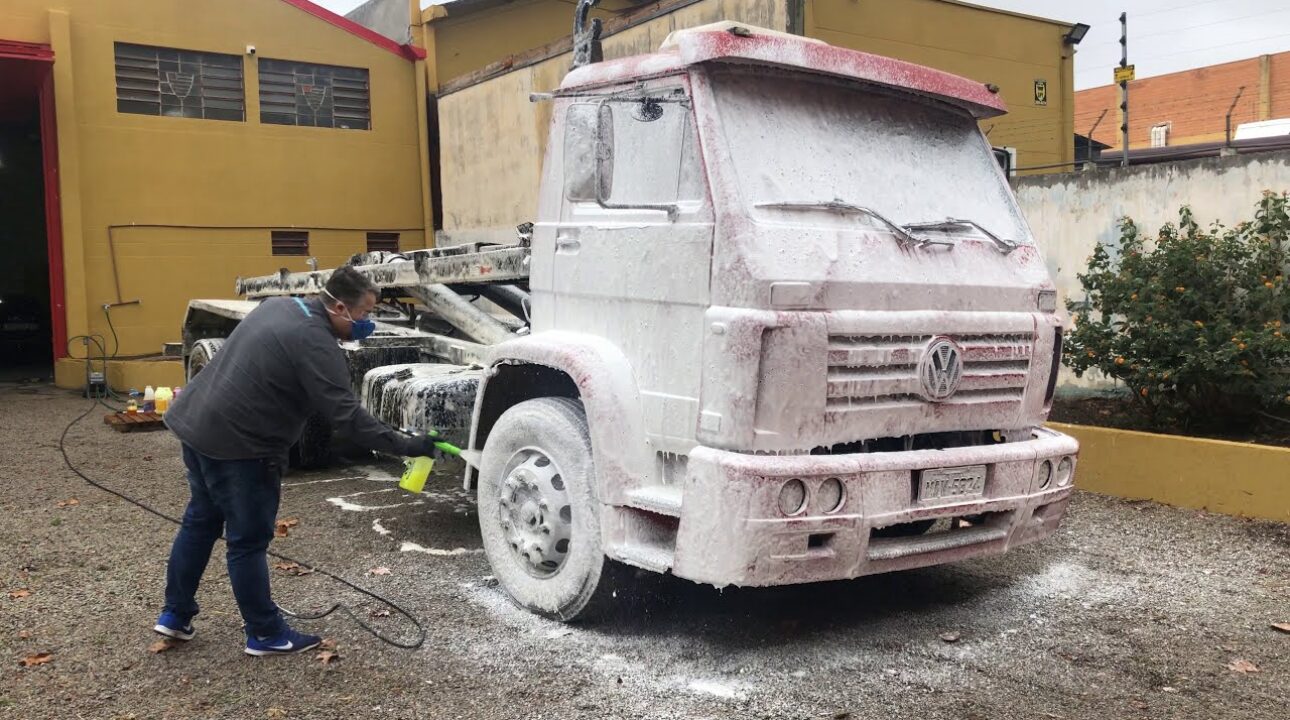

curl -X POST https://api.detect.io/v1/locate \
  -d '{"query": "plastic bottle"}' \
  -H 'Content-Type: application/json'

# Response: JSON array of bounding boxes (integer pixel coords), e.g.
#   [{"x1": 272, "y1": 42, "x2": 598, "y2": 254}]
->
[
  {"x1": 399, "y1": 456, "x2": 434, "y2": 494},
  {"x1": 143, "y1": 385, "x2": 155, "y2": 413},
  {"x1": 126, "y1": 399, "x2": 138, "y2": 414},
  {"x1": 155, "y1": 387, "x2": 173, "y2": 415}
]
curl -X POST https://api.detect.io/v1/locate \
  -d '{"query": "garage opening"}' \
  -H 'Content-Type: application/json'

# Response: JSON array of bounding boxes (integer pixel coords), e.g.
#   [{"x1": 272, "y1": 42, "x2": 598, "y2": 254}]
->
[{"x1": 0, "y1": 47, "x2": 59, "y2": 382}]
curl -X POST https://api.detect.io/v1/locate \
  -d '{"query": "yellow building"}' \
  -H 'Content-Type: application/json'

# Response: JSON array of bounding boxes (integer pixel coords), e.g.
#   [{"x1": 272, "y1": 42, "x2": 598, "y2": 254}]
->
[{"x1": 0, "y1": 0, "x2": 432, "y2": 388}]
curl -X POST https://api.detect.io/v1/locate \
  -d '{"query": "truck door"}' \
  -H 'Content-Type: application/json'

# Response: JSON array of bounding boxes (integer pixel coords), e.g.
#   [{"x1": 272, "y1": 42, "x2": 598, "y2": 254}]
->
[{"x1": 553, "y1": 81, "x2": 714, "y2": 451}]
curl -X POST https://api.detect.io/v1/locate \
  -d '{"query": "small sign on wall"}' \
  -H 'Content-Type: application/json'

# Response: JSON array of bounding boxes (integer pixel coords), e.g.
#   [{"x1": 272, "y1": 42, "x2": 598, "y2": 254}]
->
[{"x1": 1033, "y1": 79, "x2": 1048, "y2": 106}]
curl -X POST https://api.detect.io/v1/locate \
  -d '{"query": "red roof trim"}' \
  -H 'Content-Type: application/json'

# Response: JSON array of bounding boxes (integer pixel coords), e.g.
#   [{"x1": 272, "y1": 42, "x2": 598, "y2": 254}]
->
[
  {"x1": 0, "y1": 40, "x2": 55, "y2": 62},
  {"x1": 277, "y1": 0, "x2": 427, "y2": 61},
  {"x1": 563, "y1": 27, "x2": 1006, "y2": 119}
]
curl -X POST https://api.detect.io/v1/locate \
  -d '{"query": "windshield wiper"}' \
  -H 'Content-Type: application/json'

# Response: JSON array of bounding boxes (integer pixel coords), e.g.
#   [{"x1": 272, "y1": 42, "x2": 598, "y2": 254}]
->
[
  {"x1": 755, "y1": 199, "x2": 949, "y2": 249},
  {"x1": 900, "y1": 218, "x2": 1020, "y2": 254}
]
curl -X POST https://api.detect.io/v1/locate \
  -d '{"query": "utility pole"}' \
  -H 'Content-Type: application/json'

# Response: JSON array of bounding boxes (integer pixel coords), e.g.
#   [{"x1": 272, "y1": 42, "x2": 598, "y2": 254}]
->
[{"x1": 1119, "y1": 12, "x2": 1129, "y2": 167}]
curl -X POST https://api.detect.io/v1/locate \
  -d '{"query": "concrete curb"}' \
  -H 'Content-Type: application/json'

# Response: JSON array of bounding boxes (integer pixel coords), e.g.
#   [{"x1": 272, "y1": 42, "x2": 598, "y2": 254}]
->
[{"x1": 1050, "y1": 422, "x2": 1290, "y2": 522}]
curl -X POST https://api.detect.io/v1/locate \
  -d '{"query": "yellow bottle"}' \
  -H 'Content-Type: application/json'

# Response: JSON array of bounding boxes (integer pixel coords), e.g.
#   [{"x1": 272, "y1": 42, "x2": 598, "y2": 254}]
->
[
  {"x1": 399, "y1": 456, "x2": 434, "y2": 494},
  {"x1": 155, "y1": 386, "x2": 173, "y2": 414}
]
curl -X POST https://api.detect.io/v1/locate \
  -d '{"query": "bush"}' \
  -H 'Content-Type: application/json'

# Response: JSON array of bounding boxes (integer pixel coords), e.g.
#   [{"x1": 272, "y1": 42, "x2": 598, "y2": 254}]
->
[{"x1": 1063, "y1": 192, "x2": 1290, "y2": 427}]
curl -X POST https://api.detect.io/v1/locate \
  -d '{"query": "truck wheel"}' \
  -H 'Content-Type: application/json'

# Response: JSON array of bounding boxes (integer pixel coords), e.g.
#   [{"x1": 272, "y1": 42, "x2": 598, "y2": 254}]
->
[
  {"x1": 289, "y1": 414, "x2": 333, "y2": 469},
  {"x1": 186, "y1": 338, "x2": 225, "y2": 381},
  {"x1": 478, "y1": 397, "x2": 619, "y2": 621}
]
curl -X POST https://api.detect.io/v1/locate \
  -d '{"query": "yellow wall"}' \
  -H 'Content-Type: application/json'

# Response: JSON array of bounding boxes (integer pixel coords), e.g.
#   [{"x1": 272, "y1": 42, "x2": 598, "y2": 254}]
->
[
  {"x1": 804, "y1": 0, "x2": 1075, "y2": 173},
  {"x1": 425, "y1": 0, "x2": 632, "y2": 89},
  {"x1": 435, "y1": 0, "x2": 786, "y2": 243},
  {"x1": 1051, "y1": 423, "x2": 1290, "y2": 522},
  {"x1": 1, "y1": 0, "x2": 428, "y2": 357}
]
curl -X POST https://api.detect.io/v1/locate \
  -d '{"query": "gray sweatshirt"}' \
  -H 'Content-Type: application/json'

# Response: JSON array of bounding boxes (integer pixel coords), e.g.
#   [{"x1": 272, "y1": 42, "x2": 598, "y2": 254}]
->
[{"x1": 166, "y1": 296, "x2": 418, "y2": 462}]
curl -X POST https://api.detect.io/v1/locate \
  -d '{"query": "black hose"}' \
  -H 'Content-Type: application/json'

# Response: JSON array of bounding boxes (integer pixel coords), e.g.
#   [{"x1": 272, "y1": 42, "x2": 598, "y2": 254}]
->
[{"x1": 57, "y1": 399, "x2": 427, "y2": 650}]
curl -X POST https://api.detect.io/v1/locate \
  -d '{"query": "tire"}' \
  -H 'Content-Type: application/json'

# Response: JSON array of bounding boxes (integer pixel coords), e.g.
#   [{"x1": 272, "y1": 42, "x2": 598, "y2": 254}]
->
[
  {"x1": 478, "y1": 397, "x2": 621, "y2": 621},
  {"x1": 186, "y1": 338, "x2": 225, "y2": 382},
  {"x1": 289, "y1": 414, "x2": 333, "y2": 470}
]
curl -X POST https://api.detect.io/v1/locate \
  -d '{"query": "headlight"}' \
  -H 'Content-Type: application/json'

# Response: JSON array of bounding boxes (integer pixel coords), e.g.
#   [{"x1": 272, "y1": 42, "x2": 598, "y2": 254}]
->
[
  {"x1": 779, "y1": 479, "x2": 807, "y2": 516},
  {"x1": 817, "y1": 477, "x2": 845, "y2": 513},
  {"x1": 1037, "y1": 460, "x2": 1053, "y2": 489},
  {"x1": 1056, "y1": 457, "x2": 1074, "y2": 487}
]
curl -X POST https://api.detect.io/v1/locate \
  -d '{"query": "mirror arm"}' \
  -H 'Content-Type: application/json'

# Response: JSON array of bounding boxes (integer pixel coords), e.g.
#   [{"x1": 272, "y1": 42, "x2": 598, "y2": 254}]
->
[{"x1": 591, "y1": 131, "x2": 680, "y2": 220}]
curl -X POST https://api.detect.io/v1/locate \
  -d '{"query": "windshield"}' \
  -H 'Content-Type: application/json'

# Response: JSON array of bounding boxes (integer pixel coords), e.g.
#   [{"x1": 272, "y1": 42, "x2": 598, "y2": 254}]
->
[{"x1": 710, "y1": 68, "x2": 1032, "y2": 244}]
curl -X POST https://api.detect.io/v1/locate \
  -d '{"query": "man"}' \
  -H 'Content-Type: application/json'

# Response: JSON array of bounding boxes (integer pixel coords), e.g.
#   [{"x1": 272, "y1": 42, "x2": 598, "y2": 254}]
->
[{"x1": 156, "y1": 265, "x2": 439, "y2": 656}]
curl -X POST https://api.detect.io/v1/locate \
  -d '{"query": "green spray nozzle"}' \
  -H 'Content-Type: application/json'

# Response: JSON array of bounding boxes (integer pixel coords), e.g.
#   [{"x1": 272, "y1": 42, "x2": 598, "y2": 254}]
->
[{"x1": 414, "y1": 428, "x2": 461, "y2": 457}]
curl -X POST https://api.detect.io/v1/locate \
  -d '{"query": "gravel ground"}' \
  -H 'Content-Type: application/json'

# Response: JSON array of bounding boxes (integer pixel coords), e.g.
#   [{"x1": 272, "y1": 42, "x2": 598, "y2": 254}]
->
[{"x1": 1, "y1": 384, "x2": 1287, "y2": 719}]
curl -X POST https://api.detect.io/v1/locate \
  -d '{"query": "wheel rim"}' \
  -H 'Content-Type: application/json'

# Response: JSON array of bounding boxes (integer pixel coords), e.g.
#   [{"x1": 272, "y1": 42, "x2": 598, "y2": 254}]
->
[{"x1": 497, "y1": 447, "x2": 573, "y2": 578}]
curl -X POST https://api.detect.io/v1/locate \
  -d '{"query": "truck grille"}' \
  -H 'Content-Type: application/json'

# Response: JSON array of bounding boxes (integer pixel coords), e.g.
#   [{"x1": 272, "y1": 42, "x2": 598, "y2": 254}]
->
[{"x1": 826, "y1": 333, "x2": 1033, "y2": 410}]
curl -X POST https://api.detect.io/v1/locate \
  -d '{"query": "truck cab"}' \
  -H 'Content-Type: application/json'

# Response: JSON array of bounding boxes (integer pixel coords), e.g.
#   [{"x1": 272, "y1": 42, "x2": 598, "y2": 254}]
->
[{"x1": 467, "y1": 23, "x2": 1077, "y2": 618}]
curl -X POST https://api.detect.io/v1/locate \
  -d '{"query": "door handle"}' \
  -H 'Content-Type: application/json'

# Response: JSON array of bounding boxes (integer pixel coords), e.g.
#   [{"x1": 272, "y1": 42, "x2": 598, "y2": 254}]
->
[{"x1": 555, "y1": 235, "x2": 581, "y2": 254}]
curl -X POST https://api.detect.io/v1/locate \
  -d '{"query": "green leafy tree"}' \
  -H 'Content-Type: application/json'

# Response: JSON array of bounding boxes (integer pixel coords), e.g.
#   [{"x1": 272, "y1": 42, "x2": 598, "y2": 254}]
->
[{"x1": 1064, "y1": 192, "x2": 1290, "y2": 428}]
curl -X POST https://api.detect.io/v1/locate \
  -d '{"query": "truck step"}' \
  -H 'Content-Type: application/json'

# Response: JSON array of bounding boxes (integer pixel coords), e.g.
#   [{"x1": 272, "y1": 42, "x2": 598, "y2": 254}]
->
[
  {"x1": 611, "y1": 543, "x2": 674, "y2": 573},
  {"x1": 624, "y1": 485, "x2": 683, "y2": 517}
]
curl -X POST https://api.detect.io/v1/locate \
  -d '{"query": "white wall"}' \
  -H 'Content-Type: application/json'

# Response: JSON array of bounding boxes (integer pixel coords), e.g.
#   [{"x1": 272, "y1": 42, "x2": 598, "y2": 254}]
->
[{"x1": 1014, "y1": 150, "x2": 1290, "y2": 390}]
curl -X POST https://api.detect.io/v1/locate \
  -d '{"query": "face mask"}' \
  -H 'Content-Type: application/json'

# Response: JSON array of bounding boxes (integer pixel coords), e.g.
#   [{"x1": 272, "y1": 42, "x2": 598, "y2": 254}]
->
[{"x1": 322, "y1": 290, "x2": 377, "y2": 341}]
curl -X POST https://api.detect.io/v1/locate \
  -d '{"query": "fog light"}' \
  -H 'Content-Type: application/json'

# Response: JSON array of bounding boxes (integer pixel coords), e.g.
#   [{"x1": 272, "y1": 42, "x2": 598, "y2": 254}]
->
[
  {"x1": 779, "y1": 479, "x2": 807, "y2": 516},
  {"x1": 817, "y1": 477, "x2": 845, "y2": 513},
  {"x1": 1056, "y1": 457, "x2": 1073, "y2": 487},
  {"x1": 1037, "y1": 460, "x2": 1053, "y2": 489}
]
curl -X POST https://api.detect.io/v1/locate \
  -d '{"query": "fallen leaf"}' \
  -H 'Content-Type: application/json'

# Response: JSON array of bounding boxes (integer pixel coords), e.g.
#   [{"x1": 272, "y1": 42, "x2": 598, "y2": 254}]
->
[
  {"x1": 55, "y1": 498, "x2": 80, "y2": 508},
  {"x1": 1272, "y1": 622, "x2": 1290, "y2": 634},
  {"x1": 266, "y1": 709, "x2": 287, "y2": 719},
  {"x1": 939, "y1": 632, "x2": 961, "y2": 643},
  {"x1": 274, "y1": 518, "x2": 300, "y2": 537},
  {"x1": 8, "y1": 589, "x2": 31, "y2": 599},
  {"x1": 319, "y1": 638, "x2": 337, "y2": 651},
  {"x1": 271, "y1": 561, "x2": 313, "y2": 576},
  {"x1": 1161, "y1": 687, "x2": 1178, "y2": 694},
  {"x1": 367, "y1": 567, "x2": 392, "y2": 576},
  {"x1": 148, "y1": 639, "x2": 175, "y2": 654},
  {"x1": 369, "y1": 608, "x2": 390, "y2": 618},
  {"x1": 19, "y1": 630, "x2": 32, "y2": 639},
  {"x1": 316, "y1": 650, "x2": 339, "y2": 665},
  {"x1": 19, "y1": 652, "x2": 52, "y2": 667},
  {"x1": 1228, "y1": 659, "x2": 1260, "y2": 673}
]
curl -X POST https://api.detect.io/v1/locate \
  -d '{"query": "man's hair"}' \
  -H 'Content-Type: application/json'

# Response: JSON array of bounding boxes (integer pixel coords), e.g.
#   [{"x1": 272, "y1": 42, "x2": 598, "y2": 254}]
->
[{"x1": 323, "y1": 265, "x2": 378, "y2": 307}]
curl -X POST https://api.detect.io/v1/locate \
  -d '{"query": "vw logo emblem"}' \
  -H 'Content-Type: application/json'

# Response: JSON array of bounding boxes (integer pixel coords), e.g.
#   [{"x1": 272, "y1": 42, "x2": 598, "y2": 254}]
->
[{"x1": 919, "y1": 338, "x2": 963, "y2": 402}]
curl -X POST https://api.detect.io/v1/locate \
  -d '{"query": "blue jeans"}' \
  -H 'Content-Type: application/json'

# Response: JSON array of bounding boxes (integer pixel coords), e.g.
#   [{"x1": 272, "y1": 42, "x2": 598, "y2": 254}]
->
[{"x1": 163, "y1": 444, "x2": 287, "y2": 637}]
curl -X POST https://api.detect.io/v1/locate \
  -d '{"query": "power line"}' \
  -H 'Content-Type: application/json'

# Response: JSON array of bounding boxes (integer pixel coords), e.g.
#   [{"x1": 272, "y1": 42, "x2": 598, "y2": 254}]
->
[{"x1": 1077, "y1": 7, "x2": 1290, "y2": 50}]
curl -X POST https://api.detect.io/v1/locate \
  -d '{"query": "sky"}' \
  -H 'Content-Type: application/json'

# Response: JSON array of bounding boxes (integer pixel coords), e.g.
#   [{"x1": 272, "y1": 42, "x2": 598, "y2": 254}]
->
[{"x1": 313, "y1": 0, "x2": 1290, "y2": 91}]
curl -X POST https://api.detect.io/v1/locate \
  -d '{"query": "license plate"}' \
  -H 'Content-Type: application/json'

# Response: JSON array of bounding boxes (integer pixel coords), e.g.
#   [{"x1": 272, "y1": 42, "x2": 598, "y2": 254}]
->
[{"x1": 919, "y1": 465, "x2": 987, "y2": 502}]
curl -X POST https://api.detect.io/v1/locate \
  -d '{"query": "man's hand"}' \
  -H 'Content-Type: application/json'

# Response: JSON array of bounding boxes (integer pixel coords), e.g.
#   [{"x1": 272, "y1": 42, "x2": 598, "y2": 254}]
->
[{"x1": 407, "y1": 435, "x2": 447, "y2": 460}]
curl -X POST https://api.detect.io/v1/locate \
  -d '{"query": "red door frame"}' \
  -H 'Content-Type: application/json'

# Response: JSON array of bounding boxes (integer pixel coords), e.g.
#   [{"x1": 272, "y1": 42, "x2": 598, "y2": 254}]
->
[{"x1": 0, "y1": 40, "x2": 65, "y2": 359}]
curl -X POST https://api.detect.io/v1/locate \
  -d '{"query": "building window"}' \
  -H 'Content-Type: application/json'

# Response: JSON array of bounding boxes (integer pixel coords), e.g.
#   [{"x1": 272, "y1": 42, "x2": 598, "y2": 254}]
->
[
  {"x1": 271, "y1": 231, "x2": 309, "y2": 256},
  {"x1": 113, "y1": 42, "x2": 245, "y2": 121},
  {"x1": 366, "y1": 232, "x2": 400, "y2": 252},
  {"x1": 1150, "y1": 123, "x2": 1171, "y2": 148},
  {"x1": 258, "y1": 59, "x2": 371, "y2": 130}
]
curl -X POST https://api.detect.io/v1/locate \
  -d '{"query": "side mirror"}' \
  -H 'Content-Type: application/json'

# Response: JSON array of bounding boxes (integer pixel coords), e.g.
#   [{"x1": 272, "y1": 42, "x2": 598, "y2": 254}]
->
[{"x1": 563, "y1": 102, "x2": 615, "y2": 202}]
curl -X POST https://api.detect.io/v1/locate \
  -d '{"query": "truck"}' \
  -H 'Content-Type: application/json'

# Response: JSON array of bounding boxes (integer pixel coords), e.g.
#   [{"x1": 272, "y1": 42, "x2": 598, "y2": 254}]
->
[{"x1": 178, "y1": 20, "x2": 1079, "y2": 621}]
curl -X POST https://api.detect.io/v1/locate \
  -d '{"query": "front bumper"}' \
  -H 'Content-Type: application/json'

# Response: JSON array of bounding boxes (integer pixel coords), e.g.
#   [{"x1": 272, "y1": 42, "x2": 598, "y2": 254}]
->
[{"x1": 671, "y1": 427, "x2": 1078, "y2": 587}]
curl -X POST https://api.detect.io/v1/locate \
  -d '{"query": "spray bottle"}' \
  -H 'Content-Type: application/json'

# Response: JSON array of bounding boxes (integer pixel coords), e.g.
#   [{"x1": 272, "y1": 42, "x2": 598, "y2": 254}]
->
[{"x1": 399, "y1": 429, "x2": 462, "y2": 494}]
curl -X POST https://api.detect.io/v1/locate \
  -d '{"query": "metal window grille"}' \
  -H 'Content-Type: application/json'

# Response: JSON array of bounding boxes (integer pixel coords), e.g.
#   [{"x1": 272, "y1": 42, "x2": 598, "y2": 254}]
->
[
  {"x1": 271, "y1": 231, "x2": 309, "y2": 256},
  {"x1": 258, "y1": 58, "x2": 371, "y2": 130},
  {"x1": 366, "y1": 232, "x2": 400, "y2": 252},
  {"x1": 114, "y1": 42, "x2": 244, "y2": 121}
]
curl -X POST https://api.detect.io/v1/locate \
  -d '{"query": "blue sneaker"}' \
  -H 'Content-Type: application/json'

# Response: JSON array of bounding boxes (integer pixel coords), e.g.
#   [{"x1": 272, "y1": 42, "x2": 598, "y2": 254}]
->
[
  {"x1": 244, "y1": 626, "x2": 322, "y2": 657},
  {"x1": 153, "y1": 611, "x2": 195, "y2": 641}
]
